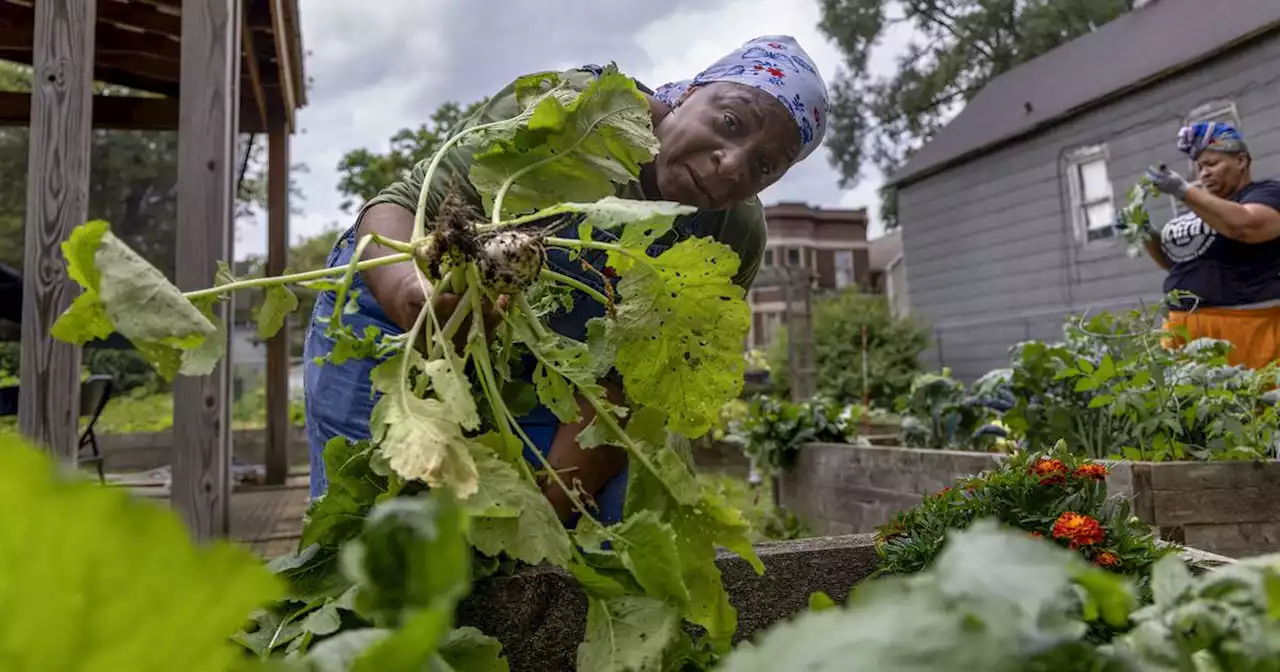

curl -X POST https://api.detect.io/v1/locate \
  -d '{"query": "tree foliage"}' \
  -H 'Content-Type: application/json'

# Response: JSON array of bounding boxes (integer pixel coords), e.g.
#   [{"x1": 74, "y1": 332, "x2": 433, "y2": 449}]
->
[
  {"x1": 335, "y1": 100, "x2": 488, "y2": 213},
  {"x1": 768, "y1": 287, "x2": 929, "y2": 408},
  {"x1": 818, "y1": 0, "x2": 1136, "y2": 228}
]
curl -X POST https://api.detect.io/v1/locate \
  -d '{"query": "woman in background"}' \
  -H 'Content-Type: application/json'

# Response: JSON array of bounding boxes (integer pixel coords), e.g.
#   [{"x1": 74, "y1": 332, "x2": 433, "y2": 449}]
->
[{"x1": 1139, "y1": 122, "x2": 1280, "y2": 369}]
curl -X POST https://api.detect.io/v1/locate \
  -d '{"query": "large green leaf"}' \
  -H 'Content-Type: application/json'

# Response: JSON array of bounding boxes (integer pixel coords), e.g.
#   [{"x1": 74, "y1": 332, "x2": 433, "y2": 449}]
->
[
  {"x1": 462, "y1": 439, "x2": 572, "y2": 567},
  {"x1": 371, "y1": 380, "x2": 480, "y2": 499},
  {"x1": 717, "y1": 521, "x2": 1130, "y2": 671},
  {"x1": 611, "y1": 237, "x2": 750, "y2": 437},
  {"x1": 469, "y1": 66, "x2": 659, "y2": 218},
  {"x1": 576, "y1": 596, "x2": 681, "y2": 672},
  {"x1": 341, "y1": 496, "x2": 470, "y2": 626},
  {"x1": 50, "y1": 220, "x2": 220, "y2": 380},
  {"x1": 0, "y1": 435, "x2": 281, "y2": 671}
]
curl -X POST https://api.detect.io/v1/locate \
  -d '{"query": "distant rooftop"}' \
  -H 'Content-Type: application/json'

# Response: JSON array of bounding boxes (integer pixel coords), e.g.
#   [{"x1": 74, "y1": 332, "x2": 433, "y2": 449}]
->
[{"x1": 889, "y1": 0, "x2": 1280, "y2": 188}]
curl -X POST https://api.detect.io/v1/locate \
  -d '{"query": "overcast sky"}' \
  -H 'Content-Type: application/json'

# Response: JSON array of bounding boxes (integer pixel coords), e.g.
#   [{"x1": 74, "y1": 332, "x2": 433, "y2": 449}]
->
[{"x1": 235, "y1": 0, "x2": 915, "y2": 259}]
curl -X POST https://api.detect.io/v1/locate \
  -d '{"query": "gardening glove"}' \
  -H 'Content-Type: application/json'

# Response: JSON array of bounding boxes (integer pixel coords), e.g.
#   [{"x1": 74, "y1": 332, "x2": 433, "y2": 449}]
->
[{"x1": 1145, "y1": 164, "x2": 1190, "y2": 201}]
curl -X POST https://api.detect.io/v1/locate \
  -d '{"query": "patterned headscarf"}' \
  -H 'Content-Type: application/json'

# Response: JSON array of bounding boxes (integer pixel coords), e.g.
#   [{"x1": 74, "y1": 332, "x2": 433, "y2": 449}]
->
[
  {"x1": 652, "y1": 35, "x2": 829, "y2": 164},
  {"x1": 1177, "y1": 121, "x2": 1249, "y2": 160}
]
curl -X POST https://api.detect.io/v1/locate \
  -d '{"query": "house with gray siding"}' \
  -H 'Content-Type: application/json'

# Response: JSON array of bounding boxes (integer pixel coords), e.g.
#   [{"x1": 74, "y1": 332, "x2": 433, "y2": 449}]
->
[{"x1": 888, "y1": 0, "x2": 1280, "y2": 381}]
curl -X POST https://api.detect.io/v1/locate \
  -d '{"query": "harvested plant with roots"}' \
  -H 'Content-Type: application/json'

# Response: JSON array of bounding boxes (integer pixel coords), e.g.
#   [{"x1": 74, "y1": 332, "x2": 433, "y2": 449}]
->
[{"x1": 50, "y1": 65, "x2": 765, "y2": 669}]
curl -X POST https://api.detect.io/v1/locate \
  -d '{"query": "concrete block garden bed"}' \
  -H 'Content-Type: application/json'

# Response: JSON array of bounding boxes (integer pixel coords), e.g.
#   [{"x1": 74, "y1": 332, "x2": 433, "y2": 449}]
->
[
  {"x1": 455, "y1": 532, "x2": 1234, "y2": 672},
  {"x1": 778, "y1": 442, "x2": 1280, "y2": 558}
]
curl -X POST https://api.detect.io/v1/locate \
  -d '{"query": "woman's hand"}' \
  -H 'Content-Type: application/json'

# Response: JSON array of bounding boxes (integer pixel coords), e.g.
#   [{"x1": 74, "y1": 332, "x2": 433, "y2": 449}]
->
[
  {"x1": 358, "y1": 204, "x2": 506, "y2": 352},
  {"x1": 1145, "y1": 164, "x2": 1191, "y2": 200}
]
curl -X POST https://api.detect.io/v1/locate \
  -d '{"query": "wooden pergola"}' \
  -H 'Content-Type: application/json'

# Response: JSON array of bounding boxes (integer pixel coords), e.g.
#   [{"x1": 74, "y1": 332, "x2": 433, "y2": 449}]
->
[{"x1": 8, "y1": 0, "x2": 306, "y2": 540}]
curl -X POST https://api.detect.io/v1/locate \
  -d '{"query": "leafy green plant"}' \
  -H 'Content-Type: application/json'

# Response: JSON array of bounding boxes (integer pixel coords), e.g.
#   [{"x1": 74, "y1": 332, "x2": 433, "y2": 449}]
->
[
  {"x1": 767, "y1": 287, "x2": 930, "y2": 408},
  {"x1": 725, "y1": 395, "x2": 863, "y2": 475},
  {"x1": 49, "y1": 66, "x2": 765, "y2": 669},
  {"x1": 0, "y1": 433, "x2": 282, "y2": 671},
  {"x1": 896, "y1": 368, "x2": 1013, "y2": 451},
  {"x1": 875, "y1": 443, "x2": 1175, "y2": 581},
  {"x1": 720, "y1": 518, "x2": 1280, "y2": 671},
  {"x1": 1002, "y1": 306, "x2": 1280, "y2": 461}
]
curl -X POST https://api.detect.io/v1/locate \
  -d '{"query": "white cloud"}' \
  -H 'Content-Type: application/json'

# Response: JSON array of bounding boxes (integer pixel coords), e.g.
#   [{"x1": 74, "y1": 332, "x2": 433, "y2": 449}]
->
[{"x1": 235, "y1": 0, "x2": 915, "y2": 259}]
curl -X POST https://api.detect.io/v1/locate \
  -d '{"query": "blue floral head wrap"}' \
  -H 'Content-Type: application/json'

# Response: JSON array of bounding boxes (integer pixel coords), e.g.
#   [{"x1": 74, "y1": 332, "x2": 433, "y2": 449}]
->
[
  {"x1": 652, "y1": 35, "x2": 829, "y2": 164},
  {"x1": 1177, "y1": 121, "x2": 1249, "y2": 160}
]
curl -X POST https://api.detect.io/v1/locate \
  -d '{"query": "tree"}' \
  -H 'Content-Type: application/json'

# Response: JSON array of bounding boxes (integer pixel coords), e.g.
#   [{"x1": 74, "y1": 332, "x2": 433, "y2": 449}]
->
[
  {"x1": 0, "y1": 60, "x2": 307, "y2": 278},
  {"x1": 335, "y1": 99, "x2": 487, "y2": 213},
  {"x1": 819, "y1": 0, "x2": 1136, "y2": 228},
  {"x1": 767, "y1": 287, "x2": 930, "y2": 408}
]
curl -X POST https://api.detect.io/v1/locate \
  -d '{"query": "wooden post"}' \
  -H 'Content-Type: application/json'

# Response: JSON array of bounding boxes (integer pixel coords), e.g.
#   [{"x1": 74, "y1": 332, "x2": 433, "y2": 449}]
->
[
  {"x1": 19, "y1": 0, "x2": 96, "y2": 461},
  {"x1": 264, "y1": 118, "x2": 290, "y2": 485},
  {"x1": 173, "y1": 0, "x2": 241, "y2": 540},
  {"x1": 784, "y1": 266, "x2": 816, "y2": 403}
]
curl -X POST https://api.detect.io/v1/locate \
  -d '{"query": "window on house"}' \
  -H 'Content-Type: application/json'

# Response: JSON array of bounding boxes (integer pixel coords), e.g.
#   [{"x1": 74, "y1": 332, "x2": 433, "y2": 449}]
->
[
  {"x1": 787, "y1": 248, "x2": 802, "y2": 267},
  {"x1": 834, "y1": 250, "x2": 855, "y2": 288},
  {"x1": 763, "y1": 249, "x2": 774, "y2": 267},
  {"x1": 1068, "y1": 146, "x2": 1115, "y2": 243}
]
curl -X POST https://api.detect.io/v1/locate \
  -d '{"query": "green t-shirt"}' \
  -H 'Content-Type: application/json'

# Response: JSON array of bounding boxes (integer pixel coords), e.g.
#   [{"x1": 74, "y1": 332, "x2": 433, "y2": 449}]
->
[{"x1": 360, "y1": 67, "x2": 766, "y2": 290}]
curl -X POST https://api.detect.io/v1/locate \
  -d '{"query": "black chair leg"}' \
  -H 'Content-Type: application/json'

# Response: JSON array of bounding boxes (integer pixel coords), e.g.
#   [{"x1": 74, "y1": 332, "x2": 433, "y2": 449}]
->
[{"x1": 87, "y1": 430, "x2": 105, "y2": 484}]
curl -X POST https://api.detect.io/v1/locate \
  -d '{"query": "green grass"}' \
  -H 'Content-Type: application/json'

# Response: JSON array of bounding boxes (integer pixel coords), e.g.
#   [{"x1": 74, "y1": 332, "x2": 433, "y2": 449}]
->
[{"x1": 0, "y1": 385, "x2": 304, "y2": 437}]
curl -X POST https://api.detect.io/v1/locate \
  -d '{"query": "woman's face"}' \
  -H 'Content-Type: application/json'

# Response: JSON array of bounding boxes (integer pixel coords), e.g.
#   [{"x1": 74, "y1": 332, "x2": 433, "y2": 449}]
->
[
  {"x1": 1195, "y1": 150, "x2": 1250, "y2": 198},
  {"x1": 651, "y1": 82, "x2": 801, "y2": 211}
]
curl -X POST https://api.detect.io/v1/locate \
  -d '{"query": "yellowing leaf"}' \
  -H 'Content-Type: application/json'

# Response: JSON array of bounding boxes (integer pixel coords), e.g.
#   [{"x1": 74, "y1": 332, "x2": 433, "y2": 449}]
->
[
  {"x1": 0, "y1": 434, "x2": 281, "y2": 671},
  {"x1": 372, "y1": 383, "x2": 479, "y2": 498},
  {"x1": 470, "y1": 66, "x2": 660, "y2": 218},
  {"x1": 612, "y1": 237, "x2": 750, "y2": 437}
]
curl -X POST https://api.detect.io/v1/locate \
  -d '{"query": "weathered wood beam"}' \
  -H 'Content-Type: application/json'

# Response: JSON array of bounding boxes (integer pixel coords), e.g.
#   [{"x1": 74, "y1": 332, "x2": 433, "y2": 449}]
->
[
  {"x1": 240, "y1": 10, "x2": 268, "y2": 132},
  {"x1": 0, "y1": 92, "x2": 270, "y2": 132},
  {"x1": 19, "y1": 0, "x2": 96, "y2": 460},
  {"x1": 264, "y1": 116, "x2": 290, "y2": 485},
  {"x1": 268, "y1": 0, "x2": 295, "y2": 130},
  {"x1": 97, "y1": 0, "x2": 183, "y2": 38},
  {"x1": 172, "y1": 0, "x2": 241, "y2": 541}
]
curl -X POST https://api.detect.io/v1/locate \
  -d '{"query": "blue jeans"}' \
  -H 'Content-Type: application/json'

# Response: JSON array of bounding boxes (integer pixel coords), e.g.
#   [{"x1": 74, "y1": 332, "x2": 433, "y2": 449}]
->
[{"x1": 302, "y1": 222, "x2": 629, "y2": 525}]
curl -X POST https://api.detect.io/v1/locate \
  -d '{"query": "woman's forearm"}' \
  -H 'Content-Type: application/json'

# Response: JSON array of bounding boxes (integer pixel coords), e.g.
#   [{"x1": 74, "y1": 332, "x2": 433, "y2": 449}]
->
[
  {"x1": 1184, "y1": 187, "x2": 1278, "y2": 243},
  {"x1": 540, "y1": 380, "x2": 629, "y2": 522},
  {"x1": 356, "y1": 204, "x2": 422, "y2": 331},
  {"x1": 1143, "y1": 237, "x2": 1171, "y2": 270}
]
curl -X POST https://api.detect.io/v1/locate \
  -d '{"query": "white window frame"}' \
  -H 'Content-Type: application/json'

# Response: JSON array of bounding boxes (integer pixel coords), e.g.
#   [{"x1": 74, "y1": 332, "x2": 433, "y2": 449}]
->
[
  {"x1": 833, "y1": 250, "x2": 855, "y2": 289},
  {"x1": 1066, "y1": 144, "x2": 1116, "y2": 245},
  {"x1": 1172, "y1": 100, "x2": 1243, "y2": 216}
]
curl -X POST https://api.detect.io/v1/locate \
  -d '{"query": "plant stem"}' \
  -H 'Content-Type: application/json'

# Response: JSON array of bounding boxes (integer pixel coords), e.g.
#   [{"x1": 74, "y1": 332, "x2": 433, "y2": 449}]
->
[
  {"x1": 544, "y1": 236, "x2": 643, "y2": 260},
  {"x1": 328, "y1": 234, "x2": 377, "y2": 335},
  {"x1": 412, "y1": 117, "x2": 518, "y2": 241},
  {"x1": 430, "y1": 283, "x2": 476, "y2": 360},
  {"x1": 183, "y1": 253, "x2": 412, "y2": 301},
  {"x1": 515, "y1": 294, "x2": 549, "y2": 340},
  {"x1": 487, "y1": 313, "x2": 617, "y2": 536},
  {"x1": 539, "y1": 269, "x2": 610, "y2": 306}
]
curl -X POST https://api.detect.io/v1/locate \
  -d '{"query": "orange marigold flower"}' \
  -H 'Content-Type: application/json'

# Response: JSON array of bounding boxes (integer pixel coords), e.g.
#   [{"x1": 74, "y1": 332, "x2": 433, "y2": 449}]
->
[
  {"x1": 1030, "y1": 458, "x2": 1068, "y2": 485},
  {"x1": 1052, "y1": 512, "x2": 1105, "y2": 547},
  {"x1": 1074, "y1": 463, "x2": 1109, "y2": 481},
  {"x1": 931, "y1": 487, "x2": 952, "y2": 499},
  {"x1": 1028, "y1": 531, "x2": 1044, "y2": 539},
  {"x1": 1094, "y1": 551, "x2": 1121, "y2": 568}
]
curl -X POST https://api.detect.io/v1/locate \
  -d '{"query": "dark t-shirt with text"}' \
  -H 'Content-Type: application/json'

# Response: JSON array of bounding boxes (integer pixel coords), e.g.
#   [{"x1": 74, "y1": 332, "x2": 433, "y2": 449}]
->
[{"x1": 1161, "y1": 179, "x2": 1280, "y2": 309}]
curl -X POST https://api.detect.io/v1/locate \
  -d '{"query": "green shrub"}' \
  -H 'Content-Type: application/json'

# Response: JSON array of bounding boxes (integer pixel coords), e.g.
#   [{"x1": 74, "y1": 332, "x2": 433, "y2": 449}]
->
[{"x1": 767, "y1": 287, "x2": 929, "y2": 409}]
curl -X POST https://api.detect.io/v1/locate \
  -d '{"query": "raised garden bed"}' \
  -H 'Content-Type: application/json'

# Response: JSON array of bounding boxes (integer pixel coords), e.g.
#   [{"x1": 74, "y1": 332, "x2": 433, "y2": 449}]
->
[{"x1": 778, "y1": 442, "x2": 1280, "y2": 558}]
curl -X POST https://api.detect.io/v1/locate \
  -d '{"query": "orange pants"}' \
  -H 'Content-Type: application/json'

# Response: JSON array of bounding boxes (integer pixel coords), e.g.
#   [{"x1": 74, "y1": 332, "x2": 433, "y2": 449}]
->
[{"x1": 1163, "y1": 305, "x2": 1280, "y2": 369}]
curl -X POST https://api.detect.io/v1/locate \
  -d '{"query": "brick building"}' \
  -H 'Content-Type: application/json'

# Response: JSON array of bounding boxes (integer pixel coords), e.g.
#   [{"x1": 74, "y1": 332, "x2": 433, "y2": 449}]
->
[{"x1": 747, "y1": 202, "x2": 871, "y2": 349}]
